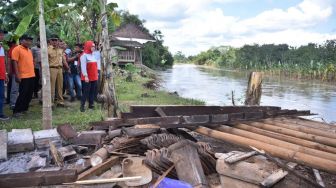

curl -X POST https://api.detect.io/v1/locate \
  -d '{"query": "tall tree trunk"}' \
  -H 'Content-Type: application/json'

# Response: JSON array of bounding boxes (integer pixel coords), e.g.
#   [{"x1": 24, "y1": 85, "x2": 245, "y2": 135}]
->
[
  {"x1": 39, "y1": 0, "x2": 52, "y2": 129},
  {"x1": 99, "y1": 0, "x2": 118, "y2": 117}
]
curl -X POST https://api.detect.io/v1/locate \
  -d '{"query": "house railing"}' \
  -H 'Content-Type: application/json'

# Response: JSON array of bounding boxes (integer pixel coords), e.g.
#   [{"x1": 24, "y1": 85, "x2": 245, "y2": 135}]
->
[{"x1": 118, "y1": 50, "x2": 135, "y2": 62}]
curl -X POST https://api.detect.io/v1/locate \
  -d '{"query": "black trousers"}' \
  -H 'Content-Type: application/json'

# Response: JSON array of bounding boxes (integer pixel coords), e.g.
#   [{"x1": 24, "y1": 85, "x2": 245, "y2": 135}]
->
[
  {"x1": 6, "y1": 75, "x2": 12, "y2": 103},
  {"x1": 34, "y1": 68, "x2": 41, "y2": 94},
  {"x1": 81, "y1": 81, "x2": 97, "y2": 107},
  {"x1": 13, "y1": 77, "x2": 35, "y2": 113}
]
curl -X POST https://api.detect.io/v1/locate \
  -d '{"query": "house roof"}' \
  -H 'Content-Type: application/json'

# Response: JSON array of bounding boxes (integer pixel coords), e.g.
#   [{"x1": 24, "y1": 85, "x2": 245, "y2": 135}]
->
[
  {"x1": 111, "y1": 23, "x2": 155, "y2": 41},
  {"x1": 111, "y1": 39, "x2": 143, "y2": 48}
]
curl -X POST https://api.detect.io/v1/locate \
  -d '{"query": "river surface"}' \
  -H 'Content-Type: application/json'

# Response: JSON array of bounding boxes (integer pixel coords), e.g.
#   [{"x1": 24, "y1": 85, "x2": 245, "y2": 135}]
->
[{"x1": 159, "y1": 64, "x2": 336, "y2": 123}]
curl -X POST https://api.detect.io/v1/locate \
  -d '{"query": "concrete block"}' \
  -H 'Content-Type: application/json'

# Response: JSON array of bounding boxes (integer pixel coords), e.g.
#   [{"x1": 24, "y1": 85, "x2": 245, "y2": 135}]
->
[
  {"x1": 33, "y1": 129, "x2": 62, "y2": 149},
  {"x1": 8, "y1": 129, "x2": 34, "y2": 153},
  {"x1": 0, "y1": 130, "x2": 7, "y2": 160}
]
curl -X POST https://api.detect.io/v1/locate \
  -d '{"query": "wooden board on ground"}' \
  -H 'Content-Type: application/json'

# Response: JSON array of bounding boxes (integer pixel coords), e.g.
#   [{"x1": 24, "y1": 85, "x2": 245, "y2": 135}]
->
[
  {"x1": 78, "y1": 156, "x2": 119, "y2": 180},
  {"x1": 0, "y1": 169, "x2": 77, "y2": 187}
]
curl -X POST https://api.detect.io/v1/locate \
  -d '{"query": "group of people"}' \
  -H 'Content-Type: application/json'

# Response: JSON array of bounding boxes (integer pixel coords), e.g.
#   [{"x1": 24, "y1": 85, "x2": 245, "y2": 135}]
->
[{"x1": 0, "y1": 29, "x2": 102, "y2": 120}]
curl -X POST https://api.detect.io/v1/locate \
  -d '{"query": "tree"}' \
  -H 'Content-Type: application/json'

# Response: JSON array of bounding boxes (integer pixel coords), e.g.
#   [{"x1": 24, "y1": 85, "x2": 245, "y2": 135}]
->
[
  {"x1": 39, "y1": 0, "x2": 52, "y2": 129},
  {"x1": 99, "y1": 0, "x2": 118, "y2": 117}
]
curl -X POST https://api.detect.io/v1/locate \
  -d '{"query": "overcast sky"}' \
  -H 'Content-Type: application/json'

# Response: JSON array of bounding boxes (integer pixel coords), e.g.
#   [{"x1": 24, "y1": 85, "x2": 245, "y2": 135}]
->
[{"x1": 110, "y1": 0, "x2": 336, "y2": 55}]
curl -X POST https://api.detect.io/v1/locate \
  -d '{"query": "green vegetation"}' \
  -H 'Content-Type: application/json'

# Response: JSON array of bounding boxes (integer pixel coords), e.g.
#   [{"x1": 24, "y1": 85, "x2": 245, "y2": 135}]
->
[
  {"x1": 0, "y1": 69, "x2": 203, "y2": 131},
  {"x1": 182, "y1": 41, "x2": 336, "y2": 81},
  {"x1": 0, "y1": 2, "x2": 173, "y2": 69}
]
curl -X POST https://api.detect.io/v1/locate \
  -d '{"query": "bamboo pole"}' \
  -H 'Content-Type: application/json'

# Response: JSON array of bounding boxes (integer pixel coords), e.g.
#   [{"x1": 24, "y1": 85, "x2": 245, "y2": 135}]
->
[
  {"x1": 262, "y1": 120, "x2": 336, "y2": 139},
  {"x1": 216, "y1": 125, "x2": 336, "y2": 161},
  {"x1": 274, "y1": 117, "x2": 336, "y2": 131},
  {"x1": 245, "y1": 122, "x2": 336, "y2": 147},
  {"x1": 233, "y1": 123, "x2": 336, "y2": 154},
  {"x1": 194, "y1": 126, "x2": 336, "y2": 174}
]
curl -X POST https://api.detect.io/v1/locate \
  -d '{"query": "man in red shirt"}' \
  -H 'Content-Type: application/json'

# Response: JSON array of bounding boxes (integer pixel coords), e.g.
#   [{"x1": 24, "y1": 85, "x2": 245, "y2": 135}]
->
[{"x1": 0, "y1": 30, "x2": 9, "y2": 120}]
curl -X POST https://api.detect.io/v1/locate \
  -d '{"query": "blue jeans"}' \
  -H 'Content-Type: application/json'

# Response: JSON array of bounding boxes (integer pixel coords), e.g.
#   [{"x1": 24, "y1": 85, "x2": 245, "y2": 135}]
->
[
  {"x1": 67, "y1": 73, "x2": 82, "y2": 99},
  {"x1": 0, "y1": 80, "x2": 4, "y2": 115},
  {"x1": 10, "y1": 75, "x2": 19, "y2": 107}
]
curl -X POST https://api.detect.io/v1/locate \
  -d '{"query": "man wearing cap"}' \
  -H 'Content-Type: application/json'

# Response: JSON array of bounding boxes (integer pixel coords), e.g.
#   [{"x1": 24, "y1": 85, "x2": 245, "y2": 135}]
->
[
  {"x1": 48, "y1": 35, "x2": 65, "y2": 107},
  {"x1": 11, "y1": 35, "x2": 35, "y2": 116},
  {"x1": 0, "y1": 30, "x2": 9, "y2": 120}
]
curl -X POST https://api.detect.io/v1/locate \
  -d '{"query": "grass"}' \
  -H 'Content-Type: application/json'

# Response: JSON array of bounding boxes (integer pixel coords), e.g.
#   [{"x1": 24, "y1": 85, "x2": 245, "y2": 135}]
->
[{"x1": 0, "y1": 72, "x2": 204, "y2": 131}]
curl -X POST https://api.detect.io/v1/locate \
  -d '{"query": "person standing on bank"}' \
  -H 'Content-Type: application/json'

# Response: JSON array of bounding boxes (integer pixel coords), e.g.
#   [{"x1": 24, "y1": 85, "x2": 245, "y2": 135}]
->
[
  {"x1": 0, "y1": 30, "x2": 9, "y2": 120},
  {"x1": 80, "y1": 41, "x2": 98, "y2": 112},
  {"x1": 31, "y1": 39, "x2": 41, "y2": 99},
  {"x1": 67, "y1": 43, "x2": 82, "y2": 101},
  {"x1": 7, "y1": 40, "x2": 18, "y2": 109},
  {"x1": 48, "y1": 35, "x2": 65, "y2": 107},
  {"x1": 11, "y1": 35, "x2": 35, "y2": 116}
]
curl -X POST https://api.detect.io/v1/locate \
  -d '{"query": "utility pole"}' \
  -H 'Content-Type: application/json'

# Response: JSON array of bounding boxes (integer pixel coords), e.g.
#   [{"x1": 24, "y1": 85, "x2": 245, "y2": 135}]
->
[
  {"x1": 99, "y1": 0, "x2": 118, "y2": 117},
  {"x1": 39, "y1": 0, "x2": 52, "y2": 129}
]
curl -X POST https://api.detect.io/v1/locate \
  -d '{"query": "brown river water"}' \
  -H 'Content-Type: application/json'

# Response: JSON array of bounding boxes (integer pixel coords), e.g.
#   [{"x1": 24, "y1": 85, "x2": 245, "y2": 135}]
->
[{"x1": 159, "y1": 64, "x2": 336, "y2": 123}]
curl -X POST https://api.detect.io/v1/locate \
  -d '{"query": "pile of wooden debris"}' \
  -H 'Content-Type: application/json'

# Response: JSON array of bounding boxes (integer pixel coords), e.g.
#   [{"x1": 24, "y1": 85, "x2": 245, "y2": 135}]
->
[{"x1": 0, "y1": 105, "x2": 335, "y2": 188}]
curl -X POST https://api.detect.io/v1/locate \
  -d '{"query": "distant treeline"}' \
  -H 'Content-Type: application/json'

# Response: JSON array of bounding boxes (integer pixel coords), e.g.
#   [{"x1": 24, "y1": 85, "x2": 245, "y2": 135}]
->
[{"x1": 174, "y1": 40, "x2": 336, "y2": 80}]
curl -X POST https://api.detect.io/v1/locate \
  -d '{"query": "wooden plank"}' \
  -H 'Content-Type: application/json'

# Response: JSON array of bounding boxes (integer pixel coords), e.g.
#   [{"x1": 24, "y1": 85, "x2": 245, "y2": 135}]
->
[
  {"x1": 0, "y1": 130, "x2": 7, "y2": 161},
  {"x1": 49, "y1": 141, "x2": 63, "y2": 167},
  {"x1": 124, "y1": 105, "x2": 281, "y2": 118},
  {"x1": 168, "y1": 140, "x2": 208, "y2": 187},
  {"x1": 78, "y1": 156, "x2": 119, "y2": 180},
  {"x1": 0, "y1": 170, "x2": 77, "y2": 187},
  {"x1": 90, "y1": 118, "x2": 124, "y2": 130},
  {"x1": 262, "y1": 119, "x2": 336, "y2": 139},
  {"x1": 56, "y1": 124, "x2": 78, "y2": 140},
  {"x1": 70, "y1": 176, "x2": 142, "y2": 185}
]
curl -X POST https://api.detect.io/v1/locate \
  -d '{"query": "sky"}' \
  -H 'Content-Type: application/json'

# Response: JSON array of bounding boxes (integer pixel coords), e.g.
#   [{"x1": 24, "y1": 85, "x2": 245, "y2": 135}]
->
[{"x1": 110, "y1": 0, "x2": 336, "y2": 55}]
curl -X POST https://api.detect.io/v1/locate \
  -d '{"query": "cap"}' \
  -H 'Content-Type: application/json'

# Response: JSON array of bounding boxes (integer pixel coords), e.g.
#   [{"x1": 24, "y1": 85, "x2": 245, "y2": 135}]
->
[
  {"x1": 20, "y1": 34, "x2": 33, "y2": 40},
  {"x1": 48, "y1": 34, "x2": 59, "y2": 40}
]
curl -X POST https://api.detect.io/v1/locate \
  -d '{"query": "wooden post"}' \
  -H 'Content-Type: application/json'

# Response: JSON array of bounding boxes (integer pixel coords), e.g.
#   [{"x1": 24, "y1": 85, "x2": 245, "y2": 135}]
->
[
  {"x1": 39, "y1": 0, "x2": 52, "y2": 129},
  {"x1": 99, "y1": 0, "x2": 118, "y2": 117},
  {"x1": 194, "y1": 126, "x2": 336, "y2": 174},
  {"x1": 245, "y1": 72, "x2": 262, "y2": 105}
]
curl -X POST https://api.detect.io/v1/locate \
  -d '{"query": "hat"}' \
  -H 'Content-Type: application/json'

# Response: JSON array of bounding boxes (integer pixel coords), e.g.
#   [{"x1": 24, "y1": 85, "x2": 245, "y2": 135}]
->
[
  {"x1": 122, "y1": 157, "x2": 152, "y2": 186},
  {"x1": 48, "y1": 34, "x2": 59, "y2": 40},
  {"x1": 20, "y1": 35, "x2": 33, "y2": 40}
]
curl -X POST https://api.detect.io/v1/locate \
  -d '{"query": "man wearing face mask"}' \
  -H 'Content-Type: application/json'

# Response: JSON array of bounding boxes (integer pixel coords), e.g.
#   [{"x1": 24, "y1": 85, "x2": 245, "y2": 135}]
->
[
  {"x1": 80, "y1": 41, "x2": 98, "y2": 112},
  {"x1": 11, "y1": 35, "x2": 35, "y2": 116}
]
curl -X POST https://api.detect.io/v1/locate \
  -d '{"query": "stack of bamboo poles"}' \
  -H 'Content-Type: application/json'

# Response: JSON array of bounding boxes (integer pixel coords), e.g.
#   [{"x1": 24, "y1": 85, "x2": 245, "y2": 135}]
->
[{"x1": 194, "y1": 117, "x2": 336, "y2": 174}]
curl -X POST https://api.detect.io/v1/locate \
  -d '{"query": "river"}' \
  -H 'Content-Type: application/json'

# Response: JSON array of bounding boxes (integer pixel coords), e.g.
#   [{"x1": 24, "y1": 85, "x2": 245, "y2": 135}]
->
[{"x1": 159, "y1": 64, "x2": 336, "y2": 123}]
